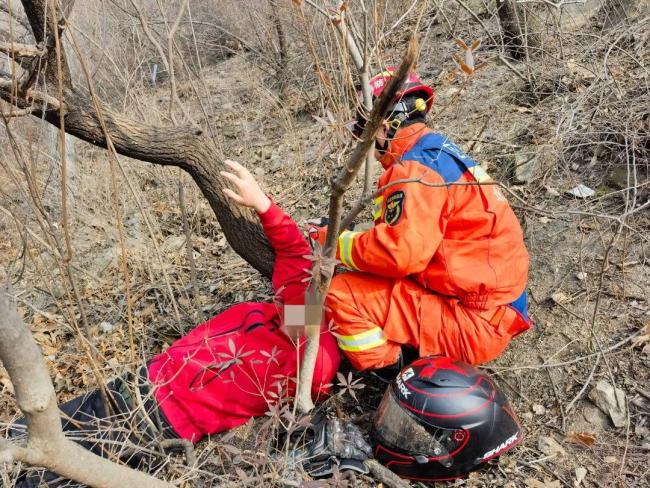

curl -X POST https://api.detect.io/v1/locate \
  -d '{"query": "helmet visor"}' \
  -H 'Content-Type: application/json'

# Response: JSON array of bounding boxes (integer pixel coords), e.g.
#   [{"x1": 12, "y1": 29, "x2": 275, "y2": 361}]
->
[{"x1": 374, "y1": 390, "x2": 461, "y2": 460}]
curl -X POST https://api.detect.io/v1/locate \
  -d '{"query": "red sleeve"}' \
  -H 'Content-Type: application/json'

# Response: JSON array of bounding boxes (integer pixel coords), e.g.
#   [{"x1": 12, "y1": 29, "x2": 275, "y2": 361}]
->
[
  {"x1": 258, "y1": 201, "x2": 311, "y2": 304},
  {"x1": 259, "y1": 203, "x2": 342, "y2": 396}
]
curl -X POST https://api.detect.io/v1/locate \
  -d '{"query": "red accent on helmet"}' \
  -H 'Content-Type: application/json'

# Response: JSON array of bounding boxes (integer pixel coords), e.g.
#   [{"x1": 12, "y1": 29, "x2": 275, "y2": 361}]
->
[
  {"x1": 452, "y1": 430, "x2": 466, "y2": 442},
  {"x1": 415, "y1": 356, "x2": 469, "y2": 379},
  {"x1": 368, "y1": 66, "x2": 435, "y2": 112}
]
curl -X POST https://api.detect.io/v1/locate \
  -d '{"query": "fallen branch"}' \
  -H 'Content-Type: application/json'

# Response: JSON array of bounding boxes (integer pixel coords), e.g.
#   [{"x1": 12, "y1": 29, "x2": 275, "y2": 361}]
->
[
  {"x1": 0, "y1": 107, "x2": 32, "y2": 117},
  {"x1": 0, "y1": 40, "x2": 44, "y2": 57},
  {"x1": 0, "y1": 287, "x2": 172, "y2": 487},
  {"x1": 0, "y1": 79, "x2": 62, "y2": 108},
  {"x1": 365, "y1": 459, "x2": 411, "y2": 488}
]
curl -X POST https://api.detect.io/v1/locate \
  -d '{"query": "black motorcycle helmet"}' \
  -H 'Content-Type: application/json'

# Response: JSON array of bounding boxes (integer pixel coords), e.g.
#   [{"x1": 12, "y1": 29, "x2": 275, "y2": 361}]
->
[{"x1": 371, "y1": 356, "x2": 523, "y2": 482}]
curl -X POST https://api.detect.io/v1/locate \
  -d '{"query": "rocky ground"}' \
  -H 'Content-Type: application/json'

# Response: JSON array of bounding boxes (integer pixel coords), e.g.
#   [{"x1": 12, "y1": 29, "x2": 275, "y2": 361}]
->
[{"x1": 1, "y1": 3, "x2": 649, "y2": 487}]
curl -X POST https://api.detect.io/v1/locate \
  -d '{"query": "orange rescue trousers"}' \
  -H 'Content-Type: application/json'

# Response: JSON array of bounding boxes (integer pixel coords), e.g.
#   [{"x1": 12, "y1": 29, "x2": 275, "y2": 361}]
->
[{"x1": 325, "y1": 272, "x2": 531, "y2": 371}]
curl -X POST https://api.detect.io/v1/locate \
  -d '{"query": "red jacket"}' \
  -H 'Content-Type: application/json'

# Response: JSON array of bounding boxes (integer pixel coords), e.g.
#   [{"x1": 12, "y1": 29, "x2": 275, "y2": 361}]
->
[
  {"x1": 148, "y1": 202, "x2": 340, "y2": 441},
  {"x1": 336, "y1": 123, "x2": 529, "y2": 311}
]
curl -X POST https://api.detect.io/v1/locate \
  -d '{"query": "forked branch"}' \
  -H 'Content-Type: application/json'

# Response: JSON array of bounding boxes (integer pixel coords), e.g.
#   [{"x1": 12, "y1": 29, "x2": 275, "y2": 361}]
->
[
  {"x1": 0, "y1": 0, "x2": 275, "y2": 278},
  {"x1": 0, "y1": 287, "x2": 172, "y2": 487}
]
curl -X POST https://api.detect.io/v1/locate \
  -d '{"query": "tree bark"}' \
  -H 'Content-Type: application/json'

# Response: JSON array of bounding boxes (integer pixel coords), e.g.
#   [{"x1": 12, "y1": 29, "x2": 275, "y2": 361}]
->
[
  {"x1": 0, "y1": 0, "x2": 275, "y2": 278},
  {"x1": 0, "y1": 287, "x2": 172, "y2": 487},
  {"x1": 268, "y1": 0, "x2": 288, "y2": 94},
  {"x1": 496, "y1": 0, "x2": 539, "y2": 60}
]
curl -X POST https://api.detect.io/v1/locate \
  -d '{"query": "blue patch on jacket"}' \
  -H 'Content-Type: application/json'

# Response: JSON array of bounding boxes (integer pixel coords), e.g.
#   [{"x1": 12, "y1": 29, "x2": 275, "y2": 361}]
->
[
  {"x1": 509, "y1": 291, "x2": 530, "y2": 322},
  {"x1": 400, "y1": 133, "x2": 478, "y2": 183}
]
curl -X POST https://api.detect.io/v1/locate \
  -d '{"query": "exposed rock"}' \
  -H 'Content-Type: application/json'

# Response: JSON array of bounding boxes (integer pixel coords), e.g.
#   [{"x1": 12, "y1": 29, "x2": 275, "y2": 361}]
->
[
  {"x1": 635, "y1": 425, "x2": 649, "y2": 437},
  {"x1": 99, "y1": 321, "x2": 114, "y2": 334},
  {"x1": 551, "y1": 291, "x2": 569, "y2": 305},
  {"x1": 582, "y1": 403, "x2": 611, "y2": 430},
  {"x1": 537, "y1": 435, "x2": 566, "y2": 457},
  {"x1": 162, "y1": 235, "x2": 186, "y2": 253},
  {"x1": 588, "y1": 380, "x2": 627, "y2": 428},
  {"x1": 559, "y1": 0, "x2": 605, "y2": 31},
  {"x1": 566, "y1": 184, "x2": 595, "y2": 199},
  {"x1": 575, "y1": 466, "x2": 587, "y2": 486},
  {"x1": 514, "y1": 151, "x2": 538, "y2": 184}
]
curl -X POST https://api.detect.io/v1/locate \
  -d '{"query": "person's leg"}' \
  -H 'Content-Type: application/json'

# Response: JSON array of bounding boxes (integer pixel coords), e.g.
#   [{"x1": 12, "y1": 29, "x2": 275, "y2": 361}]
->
[
  {"x1": 419, "y1": 295, "x2": 530, "y2": 364},
  {"x1": 8, "y1": 368, "x2": 175, "y2": 487},
  {"x1": 325, "y1": 272, "x2": 425, "y2": 371},
  {"x1": 326, "y1": 272, "x2": 530, "y2": 370}
]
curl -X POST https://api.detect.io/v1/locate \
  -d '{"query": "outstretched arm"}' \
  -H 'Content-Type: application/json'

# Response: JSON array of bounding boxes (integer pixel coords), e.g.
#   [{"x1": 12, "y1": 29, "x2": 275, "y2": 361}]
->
[{"x1": 221, "y1": 160, "x2": 311, "y2": 302}]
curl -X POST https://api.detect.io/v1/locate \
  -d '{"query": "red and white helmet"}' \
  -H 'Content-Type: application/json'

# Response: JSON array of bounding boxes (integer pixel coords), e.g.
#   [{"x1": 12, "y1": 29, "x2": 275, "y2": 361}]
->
[
  {"x1": 353, "y1": 67, "x2": 435, "y2": 137},
  {"x1": 368, "y1": 66, "x2": 435, "y2": 113}
]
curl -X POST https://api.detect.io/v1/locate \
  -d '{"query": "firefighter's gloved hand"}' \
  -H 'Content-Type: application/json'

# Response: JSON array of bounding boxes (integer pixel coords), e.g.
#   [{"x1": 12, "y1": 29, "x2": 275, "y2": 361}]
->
[
  {"x1": 297, "y1": 412, "x2": 371, "y2": 477},
  {"x1": 306, "y1": 217, "x2": 356, "y2": 250},
  {"x1": 306, "y1": 217, "x2": 329, "y2": 249}
]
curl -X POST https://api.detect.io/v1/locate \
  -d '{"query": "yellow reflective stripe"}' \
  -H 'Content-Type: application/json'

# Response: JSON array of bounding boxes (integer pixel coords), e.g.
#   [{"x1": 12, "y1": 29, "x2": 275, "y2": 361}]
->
[
  {"x1": 338, "y1": 230, "x2": 361, "y2": 270},
  {"x1": 468, "y1": 165, "x2": 492, "y2": 183},
  {"x1": 337, "y1": 327, "x2": 387, "y2": 352},
  {"x1": 372, "y1": 195, "x2": 384, "y2": 221}
]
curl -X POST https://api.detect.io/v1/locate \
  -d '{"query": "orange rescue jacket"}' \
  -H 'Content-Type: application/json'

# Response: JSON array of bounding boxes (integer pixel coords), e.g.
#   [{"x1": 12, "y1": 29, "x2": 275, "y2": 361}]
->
[{"x1": 337, "y1": 123, "x2": 529, "y2": 312}]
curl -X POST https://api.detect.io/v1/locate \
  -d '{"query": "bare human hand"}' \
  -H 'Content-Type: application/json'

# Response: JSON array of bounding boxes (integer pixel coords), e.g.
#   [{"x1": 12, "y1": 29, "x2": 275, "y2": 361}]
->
[{"x1": 221, "y1": 160, "x2": 271, "y2": 214}]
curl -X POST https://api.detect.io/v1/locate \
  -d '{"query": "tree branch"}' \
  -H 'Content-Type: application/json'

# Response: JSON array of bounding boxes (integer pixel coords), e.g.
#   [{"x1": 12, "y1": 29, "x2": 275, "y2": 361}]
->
[
  {"x1": 0, "y1": 0, "x2": 276, "y2": 278},
  {"x1": 20, "y1": 0, "x2": 71, "y2": 87},
  {"x1": 0, "y1": 39, "x2": 44, "y2": 57},
  {"x1": 0, "y1": 78, "x2": 61, "y2": 107},
  {"x1": 0, "y1": 287, "x2": 172, "y2": 487},
  {"x1": 323, "y1": 38, "x2": 418, "y2": 256},
  {"x1": 294, "y1": 38, "x2": 418, "y2": 413}
]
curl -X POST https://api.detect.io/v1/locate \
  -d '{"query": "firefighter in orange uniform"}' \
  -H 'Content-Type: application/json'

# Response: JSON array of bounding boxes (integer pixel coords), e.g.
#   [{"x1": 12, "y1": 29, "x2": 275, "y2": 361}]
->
[{"x1": 313, "y1": 68, "x2": 531, "y2": 372}]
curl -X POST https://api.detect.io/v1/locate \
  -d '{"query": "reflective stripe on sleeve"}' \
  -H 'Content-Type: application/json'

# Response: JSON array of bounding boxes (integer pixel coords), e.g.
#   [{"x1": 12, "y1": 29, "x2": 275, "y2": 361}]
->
[
  {"x1": 338, "y1": 230, "x2": 361, "y2": 270},
  {"x1": 467, "y1": 165, "x2": 492, "y2": 183},
  {"x1": 372, "y1": 195, "x2": 384, "y2": 221},
  {"x1": 336, "y1": 327, "x2": 387, "y2": 352}
]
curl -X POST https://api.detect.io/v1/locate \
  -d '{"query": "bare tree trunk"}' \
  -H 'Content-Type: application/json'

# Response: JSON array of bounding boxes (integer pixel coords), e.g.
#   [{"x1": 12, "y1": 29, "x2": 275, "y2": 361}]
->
[
  {"x1": 496, "y1": 0, "x2": 539, "y2": 60},
  {"x1": 268, "y1": 0, "x2": 288, "y2": 95},
  {"x1": 0, "y1": 287, "x2": 172, "y2": 487},
  {"x1": 294, "y1": 38, "x2": 418, "y2": 413}
]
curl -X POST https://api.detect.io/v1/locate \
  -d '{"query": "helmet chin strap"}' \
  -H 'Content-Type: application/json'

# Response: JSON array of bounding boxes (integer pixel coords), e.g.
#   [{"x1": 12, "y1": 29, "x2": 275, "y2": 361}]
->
[{"x1": 376, "y1": 111, "x2": 410, "y2": 155}]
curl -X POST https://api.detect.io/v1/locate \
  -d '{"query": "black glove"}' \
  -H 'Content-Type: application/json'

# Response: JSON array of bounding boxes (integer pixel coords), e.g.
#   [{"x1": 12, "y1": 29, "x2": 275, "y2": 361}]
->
[{"x1": 290, "y1": 410, "x2": 372, "y2": 477}]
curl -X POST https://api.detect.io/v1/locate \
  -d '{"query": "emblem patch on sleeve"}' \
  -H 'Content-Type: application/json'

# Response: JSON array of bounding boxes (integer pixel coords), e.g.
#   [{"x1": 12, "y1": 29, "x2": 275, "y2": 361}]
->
[{"x1": 384, "y1": 190, "x2": 405, "y2": 225}]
